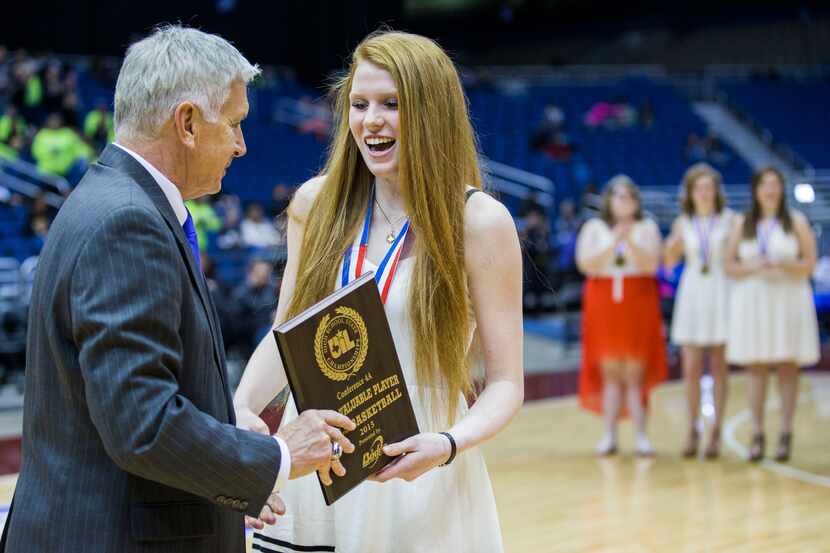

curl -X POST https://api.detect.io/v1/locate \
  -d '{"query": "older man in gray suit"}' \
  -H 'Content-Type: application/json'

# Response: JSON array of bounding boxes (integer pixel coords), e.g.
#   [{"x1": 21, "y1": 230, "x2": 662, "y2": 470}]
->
[{"x1": 2, "y1": 25, "x2": 355, "y2": 552}]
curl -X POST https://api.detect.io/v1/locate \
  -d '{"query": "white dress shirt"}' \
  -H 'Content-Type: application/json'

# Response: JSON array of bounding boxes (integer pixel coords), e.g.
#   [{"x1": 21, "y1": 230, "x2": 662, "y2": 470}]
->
[{"x1": 112, "y1": 142, "x2": 291, "y2": 492}]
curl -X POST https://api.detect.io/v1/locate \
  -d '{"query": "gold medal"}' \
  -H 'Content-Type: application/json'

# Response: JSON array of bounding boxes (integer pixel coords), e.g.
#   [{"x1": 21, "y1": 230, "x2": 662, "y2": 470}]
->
[
  {"x1": 386, "y1": 233, "x2": 395, "y2": 244},
  {"x1": 614, "y1": 254, "x2": 625, "y2": 267},
  {"x1": 701, "y1": 265, "x2": 709, "y2": 275}
]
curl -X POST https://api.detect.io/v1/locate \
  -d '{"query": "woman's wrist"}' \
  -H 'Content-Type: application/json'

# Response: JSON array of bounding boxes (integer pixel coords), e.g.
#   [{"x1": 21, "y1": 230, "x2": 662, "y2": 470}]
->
[{"x1": 438, "y1": 432, "x2": 457, "y2": 466}]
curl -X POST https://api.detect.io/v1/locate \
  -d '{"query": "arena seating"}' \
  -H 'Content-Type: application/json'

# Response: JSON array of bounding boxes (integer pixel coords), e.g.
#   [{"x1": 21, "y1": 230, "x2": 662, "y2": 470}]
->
[
  {"x1": 720, "y1": 78, "x2": 830, "y2": 169},
  {"x1": 467, "y1": 76, "x2": 751, "y2": 203}
]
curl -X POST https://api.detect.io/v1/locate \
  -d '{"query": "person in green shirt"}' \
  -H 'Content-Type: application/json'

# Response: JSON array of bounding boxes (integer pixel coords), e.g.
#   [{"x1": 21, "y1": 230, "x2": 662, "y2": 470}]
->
[
  {"x1": 0, "y1": 105, "x2": 28, "y2": 145},
  {"x1": 30, "y1": 112, "x2": 93, "y2": 177},
  {"x1": 185, "y1": 197, "x2": 223, "y2": 251},
  {"x1": 84, "y1": 101, "x2": 115, "y2": 152}
]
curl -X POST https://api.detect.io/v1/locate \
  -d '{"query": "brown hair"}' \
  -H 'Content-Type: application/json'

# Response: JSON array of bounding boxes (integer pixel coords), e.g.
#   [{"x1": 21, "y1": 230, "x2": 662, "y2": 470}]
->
[
  {"x1": 285, "y1": 30, "x2": 482, "y2": 425},
  {"x1": 600, "y1": 174, "x2": 643, "y2": 225},
  {"x1": 680, "y1": 162, "x2": 726, "y2": 216},
  {"x1": 742, "y1": 166, "x2": 793, "y2": 239}
]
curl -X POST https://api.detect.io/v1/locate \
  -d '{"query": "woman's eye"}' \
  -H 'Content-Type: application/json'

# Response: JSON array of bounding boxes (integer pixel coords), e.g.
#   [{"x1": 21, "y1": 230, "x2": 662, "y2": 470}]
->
[
  {"x1": 386, "y1": 100, "x2": 398, "y2": 109},
  {"x1": 352, "y1": 102, "x2": 367, "y2": 110}
]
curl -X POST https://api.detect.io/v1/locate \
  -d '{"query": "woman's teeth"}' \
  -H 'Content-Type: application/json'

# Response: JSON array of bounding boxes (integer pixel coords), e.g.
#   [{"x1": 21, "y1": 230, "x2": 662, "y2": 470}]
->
[{"x1": 366, "y1": 137, "x2": 396, "y2": 152}]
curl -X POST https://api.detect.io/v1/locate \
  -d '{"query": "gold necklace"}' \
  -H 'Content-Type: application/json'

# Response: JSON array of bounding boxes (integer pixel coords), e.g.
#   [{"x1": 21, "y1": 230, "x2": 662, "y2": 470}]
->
[{"x1": 374, "y1": 195, "x2": 407, "y2": 243}]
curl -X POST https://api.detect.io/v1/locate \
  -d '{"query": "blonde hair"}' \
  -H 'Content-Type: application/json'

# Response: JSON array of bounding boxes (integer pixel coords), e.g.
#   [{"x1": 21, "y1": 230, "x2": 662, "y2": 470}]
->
[
  {"x1": 680, "y1": 162, "x2": 725, "y2": 216},
  {"x1": 285, "y1": 30, "x2": 482, "y2": 425}
]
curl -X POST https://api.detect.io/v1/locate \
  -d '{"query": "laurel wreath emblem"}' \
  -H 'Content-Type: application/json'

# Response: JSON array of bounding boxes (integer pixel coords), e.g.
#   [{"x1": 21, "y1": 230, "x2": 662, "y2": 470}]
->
[{"x1": 314, "y1": 306, "x2": 368, "y2": 382}]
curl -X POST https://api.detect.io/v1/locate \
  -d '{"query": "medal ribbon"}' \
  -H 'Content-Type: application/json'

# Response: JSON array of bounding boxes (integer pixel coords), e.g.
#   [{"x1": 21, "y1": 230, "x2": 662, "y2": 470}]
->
[
  {"x1": 614, "y1": 241, "x2": 625, "y2": 261},
  {"x1": 341, "y1": 187, "x2": 411, "y2": 304},
  {"x1": 612, "y1": 235, "x2": 626, "y2": 303},
  {"x1": 757, "y1": 219, "x2": 778, "y2": 258},
  {"x1": 694, "y1": 215, "x2": 717, "y2": 268}
]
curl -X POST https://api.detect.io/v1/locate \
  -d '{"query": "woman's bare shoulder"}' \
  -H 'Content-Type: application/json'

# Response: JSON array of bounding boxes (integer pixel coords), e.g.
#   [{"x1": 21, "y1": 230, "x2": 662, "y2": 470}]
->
[{"x1": 287, "y1": 175, "x2": 326, "y2": 223}]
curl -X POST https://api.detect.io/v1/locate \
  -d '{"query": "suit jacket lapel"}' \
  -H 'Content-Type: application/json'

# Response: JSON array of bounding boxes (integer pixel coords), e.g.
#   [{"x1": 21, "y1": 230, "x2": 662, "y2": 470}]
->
[{"x1": 96, "y1": 145, "x2": 233, "y2": 418}]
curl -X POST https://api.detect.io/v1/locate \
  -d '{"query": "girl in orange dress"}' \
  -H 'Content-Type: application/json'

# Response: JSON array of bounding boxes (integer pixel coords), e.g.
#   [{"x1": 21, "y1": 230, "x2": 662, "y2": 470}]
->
[{"x1": 576, "y1": 175, "x2": 667, "y2": 455}]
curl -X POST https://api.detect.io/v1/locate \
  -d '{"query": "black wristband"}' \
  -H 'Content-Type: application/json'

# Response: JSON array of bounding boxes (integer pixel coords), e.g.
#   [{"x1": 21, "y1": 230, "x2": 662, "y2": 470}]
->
[{"x1": 439, "y1": 432, "x2": 457, "y2": 467}]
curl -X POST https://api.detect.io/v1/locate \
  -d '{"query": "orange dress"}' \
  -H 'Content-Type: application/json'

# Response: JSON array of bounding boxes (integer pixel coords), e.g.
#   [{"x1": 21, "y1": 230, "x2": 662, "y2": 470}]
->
[{"x1": 576, "y1": 218, "x2": 668, "y2": 416}]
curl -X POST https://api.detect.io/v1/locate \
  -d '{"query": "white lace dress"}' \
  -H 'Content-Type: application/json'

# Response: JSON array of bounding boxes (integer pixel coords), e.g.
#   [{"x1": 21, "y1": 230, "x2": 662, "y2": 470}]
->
[{"x1": 252, "y1": 257, "x2": 504, "y2": 553}]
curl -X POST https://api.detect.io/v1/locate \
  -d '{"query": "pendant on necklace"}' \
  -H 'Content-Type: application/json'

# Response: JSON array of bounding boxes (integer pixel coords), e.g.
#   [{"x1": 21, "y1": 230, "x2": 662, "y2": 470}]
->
[{"x1": 386, "y1": 233, "x2": 396, "y2": 244}]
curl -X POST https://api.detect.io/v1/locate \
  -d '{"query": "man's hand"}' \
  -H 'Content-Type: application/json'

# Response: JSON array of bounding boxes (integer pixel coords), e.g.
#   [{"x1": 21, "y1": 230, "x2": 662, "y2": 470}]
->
[
  {"x1": 244, "y1": 491, "x2": 285, "y2": 530},
  {"x1": 277, "y1": 409, "x2": 356, "y2": 486}
]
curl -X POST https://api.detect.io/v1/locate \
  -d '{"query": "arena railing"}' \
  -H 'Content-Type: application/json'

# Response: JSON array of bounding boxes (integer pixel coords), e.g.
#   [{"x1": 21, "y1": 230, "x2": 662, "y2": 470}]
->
[
  {"x1": 480, "y1": 156, "x2": 555, "y2": 209},
  {"x1": 0, "y1": 158, "x2": 66, "y2": 208}
]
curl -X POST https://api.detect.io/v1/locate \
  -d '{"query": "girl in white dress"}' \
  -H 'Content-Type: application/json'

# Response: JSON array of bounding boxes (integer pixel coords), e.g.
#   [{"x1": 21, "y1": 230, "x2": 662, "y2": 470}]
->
[
  {"x1": 664, "y1": 163, "x2": 734, "y2": 459},
  {"x1": 725, "y1": 167, "x2": 819, "y2": 463},
  {"x1": 233, "y1": 30, "x2": 524, "y2": 552}
]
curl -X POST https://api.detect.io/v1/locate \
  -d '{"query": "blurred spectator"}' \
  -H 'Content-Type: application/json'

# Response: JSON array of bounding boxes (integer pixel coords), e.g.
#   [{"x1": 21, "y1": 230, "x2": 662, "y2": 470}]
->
[
  {"x1": 31, "y1": 112, "x2": 92, "y2": 181},
  {"x1": 240, "y1": 202, "x2": 281, "y2": 248},
  {"x1": 29, "y1": 215, "x2": 49, "y2": 241},
  {"x1": 11, "y1": 58, "x2": 43, "y2": 120},
  {"x1": 0, "y1": 104, "x2": 27, "y2": 144},
  {"x1": 520, "y1": 207, "x2": 553, "y2": 313},
  {"x1": 580, "y1": 181, "x2": 600, "y2": 216},
  {"x1": 685, "y1": 132, "x2": 707, "y2": 161},
  {"x1": 24, "y1": 192, "x2": 57, "y2": 237},
  {"x1": 60, "y1": 92, "x2": 80, "y2": 129},
  {"x1": 269, "y1": 183, "x2": 292, "y2": 219},
  {"x1": 685, "y1": 130, "x2": 730, "y2": 165},
  {"x1": 228, "y1": 258, "x2": 277, "y2": 354},
  {"x1": 214, "y1": 193, "x2": 243, "y2": 228},
  {"x1": 0, "y1": 104, "x2": 28, "y2": 160},
  {"x1": 202, "y1": 253, "x2": 230, "y2": 298},
  {"x1": 84, "y1": 101, "x2": 115, "y2": 153},
  {"x1": 184, "y1": 197, "x2": 223, "y2": 251},
  {"x1": 531, "y1": 103, "x2": 573, "y2": 160},
  {"x1": 553, "y1": 200, "x2": 582, "y2": 285},
  {"x1": 296, "y1": 96, "x2": 331, "y2": 142},
  {"x1": 584, "y1": 99, "x2": 637, "y2": 130},
  {"x1": 0, "y1": 45, "x2": 9, "y2": 94},
  {"x1": 703, "y1": 131, "x2": 730, "y2": 164},
  {"x1": 542, "y1": 103, "x2": 565, "y2": 130},
  {"x1": 41, "y1": 61, "x2": 66, "y2": 116},
  {"x1": 213, "y1": 193, "x2": 244, "y2": 249},
  {"x1": 519, "y1": 192, "x2": 544, "y2": 218}
]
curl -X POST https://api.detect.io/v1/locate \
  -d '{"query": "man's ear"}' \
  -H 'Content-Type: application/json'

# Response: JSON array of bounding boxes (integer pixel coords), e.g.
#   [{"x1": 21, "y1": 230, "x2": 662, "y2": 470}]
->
[{"x1": 173, "y1": 102, "x2": 198, "y2": 148}]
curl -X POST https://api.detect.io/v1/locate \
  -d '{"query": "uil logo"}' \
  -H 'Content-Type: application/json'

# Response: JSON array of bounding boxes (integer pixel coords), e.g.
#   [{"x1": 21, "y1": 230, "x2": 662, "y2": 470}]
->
[
  {"x1": 328, "y1": 328, "x2": 356, "y2": 359},
  {"x1": 314, "y1": 306, "x2": 368, "y2": 381},
  {"x1": 362, "y1": 435, "x2": 385, "y2": 469}
]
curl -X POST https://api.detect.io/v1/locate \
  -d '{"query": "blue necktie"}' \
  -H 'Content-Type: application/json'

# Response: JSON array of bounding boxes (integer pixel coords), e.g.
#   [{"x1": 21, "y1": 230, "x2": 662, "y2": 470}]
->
[{"x1": 182, "y1": 210, "x2": 202, "y2": 273}]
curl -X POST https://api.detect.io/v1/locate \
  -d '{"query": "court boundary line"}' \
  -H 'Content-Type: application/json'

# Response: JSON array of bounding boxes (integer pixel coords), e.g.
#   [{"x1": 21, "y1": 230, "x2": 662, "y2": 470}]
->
[{"x1": 723, "y1": 386, "x2": 830, "y2": 489}]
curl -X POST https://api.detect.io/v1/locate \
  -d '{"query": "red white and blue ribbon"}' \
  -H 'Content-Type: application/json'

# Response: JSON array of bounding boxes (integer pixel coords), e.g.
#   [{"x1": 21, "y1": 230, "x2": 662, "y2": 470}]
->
[{"x1": 341, "y1": 187, "x2": 411, "y2": 304}]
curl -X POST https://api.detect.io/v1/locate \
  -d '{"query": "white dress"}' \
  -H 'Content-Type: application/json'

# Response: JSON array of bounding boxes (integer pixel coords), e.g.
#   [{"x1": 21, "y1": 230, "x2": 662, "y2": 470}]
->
[
  {"x1": 726, "y1": 216, "x2": 820, "y2": 367},
  {"x1": 670, "y1": 211, "x2": 734, "y2": 346},
  {"x1": 252, "y1": 257, "x2": 505, "y2": 553}
]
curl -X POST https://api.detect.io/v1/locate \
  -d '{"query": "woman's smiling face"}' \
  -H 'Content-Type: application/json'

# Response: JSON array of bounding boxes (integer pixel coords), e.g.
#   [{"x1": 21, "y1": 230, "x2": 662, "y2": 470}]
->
[{"x1": 349, "y1": 61, "x2": 400, "y2": 180}]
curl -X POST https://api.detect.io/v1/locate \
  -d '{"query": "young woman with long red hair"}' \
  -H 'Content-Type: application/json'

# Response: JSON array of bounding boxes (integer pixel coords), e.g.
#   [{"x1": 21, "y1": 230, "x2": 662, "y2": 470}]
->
[{"x1": 233, "y1": 30, "x2": 523, "y2": 552}]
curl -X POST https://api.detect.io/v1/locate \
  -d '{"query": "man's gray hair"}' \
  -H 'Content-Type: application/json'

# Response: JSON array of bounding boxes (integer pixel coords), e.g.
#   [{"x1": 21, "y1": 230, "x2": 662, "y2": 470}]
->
[{"x1": 114, "y1": 24, "x2": 260, "y2": 141}]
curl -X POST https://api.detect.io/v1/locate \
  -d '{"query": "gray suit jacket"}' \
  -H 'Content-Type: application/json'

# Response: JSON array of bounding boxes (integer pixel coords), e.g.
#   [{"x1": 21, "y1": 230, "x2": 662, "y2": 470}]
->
[{"x1": 4, "y1": 145, "x2": 281, "y2": 552}]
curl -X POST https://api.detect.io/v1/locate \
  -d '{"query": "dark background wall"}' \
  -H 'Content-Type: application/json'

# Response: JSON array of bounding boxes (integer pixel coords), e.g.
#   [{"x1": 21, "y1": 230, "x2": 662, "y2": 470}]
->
[{"x1": 5, "y1": 0, "x2": 828, "y2": 86}]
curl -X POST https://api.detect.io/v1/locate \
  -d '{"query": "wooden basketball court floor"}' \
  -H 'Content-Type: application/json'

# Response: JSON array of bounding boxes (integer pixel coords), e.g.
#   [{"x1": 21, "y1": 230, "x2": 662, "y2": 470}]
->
[{"x1": 0, "y1": 373, "x2": 827, "y2": 552}]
